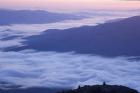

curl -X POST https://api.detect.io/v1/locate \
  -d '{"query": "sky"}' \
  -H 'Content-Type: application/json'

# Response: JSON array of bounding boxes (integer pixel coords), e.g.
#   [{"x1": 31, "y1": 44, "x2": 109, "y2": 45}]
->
[{"x1": 0, "y1": 0, "x2": 140, "y2": 12}]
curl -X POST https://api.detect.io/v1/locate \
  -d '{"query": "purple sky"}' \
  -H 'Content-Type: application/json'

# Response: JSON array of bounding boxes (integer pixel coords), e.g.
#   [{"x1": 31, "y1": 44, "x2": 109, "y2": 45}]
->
[{"x1": 0, "y1": 0, "x2": 140, "y2": 12}]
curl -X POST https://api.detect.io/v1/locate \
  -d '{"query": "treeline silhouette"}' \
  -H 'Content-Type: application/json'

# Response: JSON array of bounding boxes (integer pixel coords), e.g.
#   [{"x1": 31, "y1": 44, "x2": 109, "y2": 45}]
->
[{"x1": 58, "y1": 83, "x2": 139, "y2": 93}]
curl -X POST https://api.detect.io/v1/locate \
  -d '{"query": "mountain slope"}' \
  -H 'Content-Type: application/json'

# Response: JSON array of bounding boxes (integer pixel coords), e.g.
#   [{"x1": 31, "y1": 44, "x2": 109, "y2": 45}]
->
[{"x1": 7, "y1": 16, "x2": 140, "y2": 57}]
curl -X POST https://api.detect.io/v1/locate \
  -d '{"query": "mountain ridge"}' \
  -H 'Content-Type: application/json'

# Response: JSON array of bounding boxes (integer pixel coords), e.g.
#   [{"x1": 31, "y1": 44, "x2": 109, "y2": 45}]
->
[{"x1": 5, "y1": 16, "x2": 140, "y2": 57}]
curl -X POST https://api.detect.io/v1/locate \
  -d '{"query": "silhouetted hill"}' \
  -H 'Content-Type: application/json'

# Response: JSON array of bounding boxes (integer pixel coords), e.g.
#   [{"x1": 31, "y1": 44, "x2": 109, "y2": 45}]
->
[
  {"x1": 6, "y1": 16, "x2": 140, "y2": 57},
  {"x1": 0, "y1": 9, "x2": 81, "y2": 25},
  {"x1": 0, "y1": 84, "x2": 138, "y2": 93},
  {"x1": 58, "y1": 84, "x2": 138, "y2": 93}
]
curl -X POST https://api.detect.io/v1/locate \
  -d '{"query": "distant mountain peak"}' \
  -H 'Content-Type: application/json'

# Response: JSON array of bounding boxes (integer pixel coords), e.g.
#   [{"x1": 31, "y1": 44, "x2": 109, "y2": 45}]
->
[{"x1": 0, "y1": 9, "x2": 82, "y2": 25}]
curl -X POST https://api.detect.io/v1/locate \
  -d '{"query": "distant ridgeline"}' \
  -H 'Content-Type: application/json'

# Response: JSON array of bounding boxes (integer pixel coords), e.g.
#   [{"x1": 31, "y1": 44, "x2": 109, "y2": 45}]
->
[
  {"x1": 6, "y1": 16, "x2": 140, "y2": 57},
  {"x1": 0, "y1": 9, "x2": 81, "y2": 25},
  {"x1": 58, "y1": 83, "x2": 139, "y2": 93}
]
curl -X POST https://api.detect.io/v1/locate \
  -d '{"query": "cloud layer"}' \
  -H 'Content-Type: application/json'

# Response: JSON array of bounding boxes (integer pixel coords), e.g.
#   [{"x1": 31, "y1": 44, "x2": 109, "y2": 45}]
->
[
  {"x1": 0, "y1": 10, "x2": 140, "y2": 91},
  {"x1": 0, "y1": 51, "x2": 140, "y2": 91}
]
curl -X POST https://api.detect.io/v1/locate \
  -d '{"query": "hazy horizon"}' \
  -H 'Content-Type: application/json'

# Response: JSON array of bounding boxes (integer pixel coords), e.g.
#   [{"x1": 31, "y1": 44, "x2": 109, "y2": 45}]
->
[{"x1": 0, "y1": 0, "x2": 140, "y2": 12}]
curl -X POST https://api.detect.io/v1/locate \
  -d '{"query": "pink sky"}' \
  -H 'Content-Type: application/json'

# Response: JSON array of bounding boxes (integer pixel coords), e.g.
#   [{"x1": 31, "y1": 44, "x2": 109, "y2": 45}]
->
[{"x1": 0, "y1": 0, "x2": 140, "y2": 12}]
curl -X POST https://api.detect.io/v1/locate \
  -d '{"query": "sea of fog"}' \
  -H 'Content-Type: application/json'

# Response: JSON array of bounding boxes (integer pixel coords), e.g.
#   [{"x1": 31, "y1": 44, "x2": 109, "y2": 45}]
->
[
  {"x1": 0, "y1": 10, "x2": 140, "y2": 91},
  {"x1": 0, "y1": 51, "x2": 140, "y2": 91}
]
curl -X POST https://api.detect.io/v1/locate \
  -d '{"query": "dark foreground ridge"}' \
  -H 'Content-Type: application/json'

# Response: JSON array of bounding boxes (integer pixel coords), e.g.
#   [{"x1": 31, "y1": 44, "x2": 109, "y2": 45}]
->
[
  {"x1": 0, "y1": 83, "x2": 139, "y2": 93},
  {"x1": 58, "y1": 83, "x2": 139, "y2": 93}
]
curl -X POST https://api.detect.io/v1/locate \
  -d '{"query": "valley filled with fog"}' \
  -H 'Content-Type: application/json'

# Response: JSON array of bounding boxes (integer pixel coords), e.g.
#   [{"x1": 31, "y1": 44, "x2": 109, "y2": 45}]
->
[
  {"x1": 0, "y1": 51, "x2": 140, "y2": 90},
  {"x1": 0, "y1": 10, "x2": 140, "y2": 92},
  {"x1": 0, "y1": 10, "x2": 140, "y2": 49}
]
